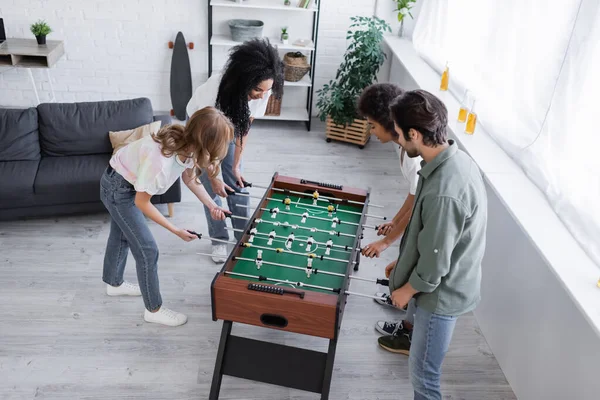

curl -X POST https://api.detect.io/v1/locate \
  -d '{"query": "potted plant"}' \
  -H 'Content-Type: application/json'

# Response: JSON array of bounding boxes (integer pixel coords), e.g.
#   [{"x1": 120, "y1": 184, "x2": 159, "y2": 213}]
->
[
  {"x1": 394, "y1": 0, "x2": 417, "y2": 37},
  {"x1": 281, "y1": 27, "x2": 289, "y2": 44},
  {"x1": 316, "y1": 16, "x2": 390, "y2": 149},
  {"x1": 284, "y1": 0, "x2": 291, "y2": 5},
  {"x1": 30, "y1": 20, "x2": 52, "y2": 45}
]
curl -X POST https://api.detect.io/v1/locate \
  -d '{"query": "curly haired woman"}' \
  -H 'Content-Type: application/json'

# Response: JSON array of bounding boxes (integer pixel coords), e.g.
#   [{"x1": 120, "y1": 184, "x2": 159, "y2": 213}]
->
[{"x1": 186, "y1": 38, "x2": 284, "y2": 263}]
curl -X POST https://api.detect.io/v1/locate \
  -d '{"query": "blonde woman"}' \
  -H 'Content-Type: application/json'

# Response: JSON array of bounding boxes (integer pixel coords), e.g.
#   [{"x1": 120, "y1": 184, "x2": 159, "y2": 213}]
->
[{"x1": 100, "y1": 107, "x2": 233, "y2": 327}]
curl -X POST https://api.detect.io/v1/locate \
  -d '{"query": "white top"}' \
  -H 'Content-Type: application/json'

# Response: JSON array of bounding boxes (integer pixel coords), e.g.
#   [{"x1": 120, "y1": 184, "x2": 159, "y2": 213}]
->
[
  {"x1": 397, "y1": 146, "x2": 422, "y2": 195},
  {"x1": 109, "y1": 135, "x2": 194, "y2": 196},
  {"x1": 185, "y1": 73, "x2": 272, "y2": 119}
]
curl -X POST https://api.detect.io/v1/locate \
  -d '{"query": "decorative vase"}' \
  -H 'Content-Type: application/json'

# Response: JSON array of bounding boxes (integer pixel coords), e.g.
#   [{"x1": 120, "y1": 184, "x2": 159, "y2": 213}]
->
[
  {"x1": 397, "y1": 19, "x2": 404, "y2": 37},
  {"x1": 281, "y1": 34, "x2": 288, "y2": 44},
  {"x1": 36, "y1": 35, "x2": 46, "y2": 45}
]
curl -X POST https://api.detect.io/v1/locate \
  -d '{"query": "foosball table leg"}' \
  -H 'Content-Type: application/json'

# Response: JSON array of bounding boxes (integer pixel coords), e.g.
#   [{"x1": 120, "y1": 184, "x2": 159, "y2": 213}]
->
[
  {"x1": 320, "y1": 338, "x2": 339, "y2": 399},
  {"x1": 209, "y1": 321, "x2": 233, "y2": 400}
]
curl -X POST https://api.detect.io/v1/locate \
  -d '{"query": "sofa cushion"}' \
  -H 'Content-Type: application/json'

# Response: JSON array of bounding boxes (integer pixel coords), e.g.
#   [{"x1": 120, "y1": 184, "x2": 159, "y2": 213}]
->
[
  {"x1": 0, "y1": 160, "x2": 39, "y2": 207},
  {"x1": 38, "y1": 98, "x2": 154, "y2": 156},
  {"x1": 33, "y1": 154, "x2": 111, "y2": 205},
  {"x1": 0, "y1": 108, "x2": 41, "y2": 161}
]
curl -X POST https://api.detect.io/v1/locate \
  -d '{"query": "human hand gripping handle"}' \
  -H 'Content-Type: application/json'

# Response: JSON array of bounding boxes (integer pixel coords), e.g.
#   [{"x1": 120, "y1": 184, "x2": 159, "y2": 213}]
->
[
  {"x1": 209, "y1": 178, "x2": 234, "y2": 198},
  {"x1": 210, "y1": 205, "x2": 231, "y2": 221}
]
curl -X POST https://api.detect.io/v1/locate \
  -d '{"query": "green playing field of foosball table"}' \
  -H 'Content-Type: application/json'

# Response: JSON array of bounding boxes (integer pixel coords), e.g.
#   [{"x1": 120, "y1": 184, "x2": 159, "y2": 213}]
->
[{"x1": 229, "y1": 191, "x2": 363, "y2": 294}]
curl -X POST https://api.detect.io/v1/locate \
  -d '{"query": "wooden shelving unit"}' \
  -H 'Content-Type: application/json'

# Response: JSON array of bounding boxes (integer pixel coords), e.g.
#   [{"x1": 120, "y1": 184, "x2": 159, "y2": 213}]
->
[{"x1": 208, "y1": 0, "x2": 321, "y2": 131}]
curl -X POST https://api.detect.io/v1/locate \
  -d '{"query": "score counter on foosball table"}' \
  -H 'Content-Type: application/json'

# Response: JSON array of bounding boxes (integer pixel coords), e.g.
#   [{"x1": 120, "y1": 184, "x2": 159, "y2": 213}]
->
[{"x1": 206, "y1": 173, "x2": 389, "y2": 400}]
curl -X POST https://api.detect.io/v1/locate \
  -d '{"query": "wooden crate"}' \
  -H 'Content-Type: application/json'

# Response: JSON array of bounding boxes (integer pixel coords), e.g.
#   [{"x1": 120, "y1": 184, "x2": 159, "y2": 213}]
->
[{"x1": 325, "y1": 116, "x2": 370, "y2": 148}]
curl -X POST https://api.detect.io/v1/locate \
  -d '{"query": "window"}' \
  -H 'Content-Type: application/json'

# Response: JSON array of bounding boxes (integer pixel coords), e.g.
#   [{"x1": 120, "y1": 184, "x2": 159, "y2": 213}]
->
[{"x1": 412, "y1": 0, "x2": 600, "y2": 268}]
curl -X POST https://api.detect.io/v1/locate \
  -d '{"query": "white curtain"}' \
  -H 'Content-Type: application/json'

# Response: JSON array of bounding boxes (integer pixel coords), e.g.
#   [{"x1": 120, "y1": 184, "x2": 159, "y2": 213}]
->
[{"x1": 412, "y1": 0, "x2": 600, "y2": 268}]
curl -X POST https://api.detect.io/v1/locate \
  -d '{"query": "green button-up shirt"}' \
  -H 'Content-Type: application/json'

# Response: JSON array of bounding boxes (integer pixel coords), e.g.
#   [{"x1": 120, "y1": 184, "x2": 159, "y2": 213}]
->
[{"x1": 389, "y1": 140, "x2": 488, "y2": 316}]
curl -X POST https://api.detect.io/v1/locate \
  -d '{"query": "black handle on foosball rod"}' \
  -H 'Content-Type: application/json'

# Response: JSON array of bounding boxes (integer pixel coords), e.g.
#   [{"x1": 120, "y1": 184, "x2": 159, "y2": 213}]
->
[
  {"x1": 186, "y1": 230, "x2": 202, "y2": 239},
  {"x1": 376, "y1": 278, "x2": 390, "y2": 286}
]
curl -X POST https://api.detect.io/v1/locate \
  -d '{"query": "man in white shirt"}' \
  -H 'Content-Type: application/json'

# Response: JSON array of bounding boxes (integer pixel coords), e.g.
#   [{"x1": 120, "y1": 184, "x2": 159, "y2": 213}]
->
[
  {"x1": 357, "y1": 83, "x2": 423, "y2": 350},
  {"x1": 186, "y1": 38, "x2": 284, "y2": 262}
]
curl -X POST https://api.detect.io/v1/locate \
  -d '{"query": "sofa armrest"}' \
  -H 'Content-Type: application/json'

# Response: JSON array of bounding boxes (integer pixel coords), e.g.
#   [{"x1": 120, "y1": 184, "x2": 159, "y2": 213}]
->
[{"x1": 153, "y1": 114, "x2": 173, "y2": 127}]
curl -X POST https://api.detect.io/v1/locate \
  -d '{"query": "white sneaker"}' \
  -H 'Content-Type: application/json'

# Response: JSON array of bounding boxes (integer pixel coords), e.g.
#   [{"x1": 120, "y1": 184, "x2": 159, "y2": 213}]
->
[
  {"x1": 106, "y1": 281, "x2": 142, "y2": 297},
  {"x1": 211, "y1": 244, "x2": 228, "y2": 263},
  {"x1": 144, "y1": 307, "x2": 188, "y2": 327}
]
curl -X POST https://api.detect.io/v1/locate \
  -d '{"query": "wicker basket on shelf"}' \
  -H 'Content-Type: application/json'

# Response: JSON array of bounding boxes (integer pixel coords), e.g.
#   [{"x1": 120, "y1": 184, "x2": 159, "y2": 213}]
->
[{"x1": 283, "y1": 52, "x2": 310, "y2": 82}]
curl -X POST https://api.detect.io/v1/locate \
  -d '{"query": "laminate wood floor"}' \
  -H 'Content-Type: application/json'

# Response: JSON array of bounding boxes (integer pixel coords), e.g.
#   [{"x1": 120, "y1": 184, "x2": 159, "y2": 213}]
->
[{"x1": 0, "y1": 120, "x2": 516, "y2": 400}]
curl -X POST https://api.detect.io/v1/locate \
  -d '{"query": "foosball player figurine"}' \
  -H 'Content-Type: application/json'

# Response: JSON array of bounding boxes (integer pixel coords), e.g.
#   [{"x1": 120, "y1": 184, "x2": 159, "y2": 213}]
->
[
  {"x1": 306, "y1": 236, "x2": 315, "y2": 252},
  {"x1": 325, "y1": 238, "x2": 333, "y2": 255},
  {"x1": 285, "y1": 232, "x2": 295, "y2": 249},
  {"x1": 301, "y1": 212, "x2": 309, "y2": 223},
  {"x1": 306, "y1": 257, "x2": 313, "y2": 278},
  {"x1": 248, "y1": 227, "x2": 258, "y2": 243},
  {"x1": 267, "y1": 230, "x2": 276, "y2": 245},
  {"x1": 327, "y1": 204, "x2": 335, "y2": 217},
  {"x1": 283, "y1": 196, "x2": 292, "y2": 211},
  {"x1": 331, "y1": 217, "x2": 340, "y2": 229},
  {"x1": 255, "y1": 250, "x2": 263, "y2": 270},
  {"x1": 270, "y1": 207, "x2": 280, "y2": 219},
  {"x1": 312, "y1": 190, "x2": 319, "y2": 205}
]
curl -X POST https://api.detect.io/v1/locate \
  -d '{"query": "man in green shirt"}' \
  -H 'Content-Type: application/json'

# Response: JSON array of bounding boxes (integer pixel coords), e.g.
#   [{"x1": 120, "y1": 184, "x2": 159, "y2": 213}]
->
[{"x1": 378, "y1": 89, "x2": 488, "y2": 400}]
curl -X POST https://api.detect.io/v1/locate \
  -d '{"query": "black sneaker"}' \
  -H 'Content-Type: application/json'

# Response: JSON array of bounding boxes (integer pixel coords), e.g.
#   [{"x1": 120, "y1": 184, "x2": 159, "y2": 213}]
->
[
  {"x1": 378, "y1": 330, "x2": 411, "y2": 355},
  {"x1": 374, "y1": 320, "x2": 408, "y2": 336}
]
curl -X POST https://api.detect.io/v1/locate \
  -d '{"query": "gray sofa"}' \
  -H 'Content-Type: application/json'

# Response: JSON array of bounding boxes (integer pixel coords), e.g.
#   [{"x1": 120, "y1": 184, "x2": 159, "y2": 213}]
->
[{"x1": 0, "y1": 98, "x2": 181, "y2": 221}]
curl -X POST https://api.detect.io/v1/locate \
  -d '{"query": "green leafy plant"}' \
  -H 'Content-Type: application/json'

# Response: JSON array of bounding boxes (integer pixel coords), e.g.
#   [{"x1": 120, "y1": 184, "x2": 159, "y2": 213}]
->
[
  {"x1": 394, "y1": 0, "x2": 417, "y2": 22},
  {"x1": 281, "y1": 27, "x2": 288, "y2": 39},
  {"x1": 316, "y1": 16, "x2": 391, "y2": 126},
  {"x1": 30, "y1": 20, "x2": 52, "y2": 37}
]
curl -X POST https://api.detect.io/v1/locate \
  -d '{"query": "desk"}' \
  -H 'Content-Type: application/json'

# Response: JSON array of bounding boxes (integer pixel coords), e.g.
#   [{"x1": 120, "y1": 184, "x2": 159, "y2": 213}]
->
[{"x1": 0, "y1": 38, "x2": 65, "y2": 104}]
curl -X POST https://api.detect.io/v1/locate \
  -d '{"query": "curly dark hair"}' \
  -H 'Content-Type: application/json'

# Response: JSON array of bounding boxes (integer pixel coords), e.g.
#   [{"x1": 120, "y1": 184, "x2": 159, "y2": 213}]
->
[
  {"x1": 358, "y1": 83, "x2": 404, "y2": 137},
  {"x1": 215, "y1": 38, "x2": 284, "y2": 138},
  {"x1": 390, "y1": 89, "x2": 448, "y2": 146}
]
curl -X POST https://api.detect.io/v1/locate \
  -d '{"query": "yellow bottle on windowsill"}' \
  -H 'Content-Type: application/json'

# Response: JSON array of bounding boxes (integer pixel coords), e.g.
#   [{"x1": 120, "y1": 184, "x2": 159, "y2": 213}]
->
[
  {"x1": 458, "y1": 89, "x2": 471, "y2": 122},
  {"x1": 458, "y1": 107, "x2": 468, "y2": 123},
  {"x1": 440, "y1": 62, "x2": 449, "y2": 91},
  {"x1": 465, "y1": 100, "x2": 477, "y2": 135}
]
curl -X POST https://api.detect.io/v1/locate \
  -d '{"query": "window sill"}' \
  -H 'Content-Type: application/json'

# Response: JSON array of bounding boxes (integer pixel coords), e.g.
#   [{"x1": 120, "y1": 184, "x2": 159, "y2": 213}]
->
[{"x1": 383, "y1": 35, "x2": 600, "y2": 335}]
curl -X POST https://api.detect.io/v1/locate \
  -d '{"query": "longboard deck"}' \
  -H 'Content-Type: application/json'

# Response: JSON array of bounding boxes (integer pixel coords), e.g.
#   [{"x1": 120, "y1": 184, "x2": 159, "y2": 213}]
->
[{"x1": 170, "y1": 32, "x2": 192, "y2": 121}]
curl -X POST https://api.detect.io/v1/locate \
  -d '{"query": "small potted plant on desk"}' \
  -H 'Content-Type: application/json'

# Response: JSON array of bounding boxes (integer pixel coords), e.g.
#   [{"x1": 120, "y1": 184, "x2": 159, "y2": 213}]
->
[
  {"x1": 281, "y1": 27, "x2": 289, "y2": 44},
  {"x1": 30, "y1": 20, "x2": 52, "y2": 45},
  {"x1": 316, "y1": 16, "x2": 390, "y2": 149}
]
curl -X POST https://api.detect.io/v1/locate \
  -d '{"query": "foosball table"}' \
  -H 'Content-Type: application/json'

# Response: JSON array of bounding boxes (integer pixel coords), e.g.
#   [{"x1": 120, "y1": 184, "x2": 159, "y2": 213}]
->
[{"x1": 202, "y1": 173, "x2": 389, "y2": 400}]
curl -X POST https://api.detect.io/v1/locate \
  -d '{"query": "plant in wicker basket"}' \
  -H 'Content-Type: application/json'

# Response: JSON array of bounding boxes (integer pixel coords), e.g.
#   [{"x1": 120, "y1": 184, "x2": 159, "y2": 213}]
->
[{"x1": 316, "y1": 16, "x2": 390, "y2": 148}]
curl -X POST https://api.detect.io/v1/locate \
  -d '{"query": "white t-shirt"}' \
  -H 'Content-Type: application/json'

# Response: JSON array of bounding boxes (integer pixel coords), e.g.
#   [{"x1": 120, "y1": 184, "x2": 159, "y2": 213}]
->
[
  {"x1": 396, "y1": 146, "x2": 422, "y2": 195},
  {"x1": 185, "y1": 73, "x2": 272, "y2": 119},
  {"x1": 110, "y1": 135, "x2": 194, "y2": 196}
]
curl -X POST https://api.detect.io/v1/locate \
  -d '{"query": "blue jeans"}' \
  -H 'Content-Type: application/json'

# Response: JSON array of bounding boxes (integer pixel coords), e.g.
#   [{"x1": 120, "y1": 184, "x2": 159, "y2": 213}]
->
[
  {"x1": 199, "y1": 140, "x2": 250, "y2": 244},
  {"x1": 100, "y1": 165, "x2": 162, "y2": 312},
  {"x1": 409, "y1": 304, "x2": 458, "y2": 400}
]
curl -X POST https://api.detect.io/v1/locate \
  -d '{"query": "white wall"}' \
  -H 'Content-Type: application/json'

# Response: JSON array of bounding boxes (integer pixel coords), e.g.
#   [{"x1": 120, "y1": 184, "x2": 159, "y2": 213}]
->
[
  {"x1": 386, "y1": 51, "x2": 600, "y2": 400},
  {"x1": 0, "y1": 0, "x2": 376, "y2": 114}
]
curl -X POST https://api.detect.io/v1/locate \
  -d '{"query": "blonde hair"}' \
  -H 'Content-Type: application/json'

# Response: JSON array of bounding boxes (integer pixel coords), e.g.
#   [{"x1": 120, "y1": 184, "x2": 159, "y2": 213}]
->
[{"x1": 152, "y1": 107, "x2": 234, "y2": 179}]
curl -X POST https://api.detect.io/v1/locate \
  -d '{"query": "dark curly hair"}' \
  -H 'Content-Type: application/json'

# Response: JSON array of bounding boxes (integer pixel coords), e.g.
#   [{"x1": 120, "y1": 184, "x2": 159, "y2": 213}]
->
[
  {"x1": 358, "y1": 83, "x2": 405, "y2": 137},
  {"x1": 390, "y1": 89, "x2": 448, "y2": 146},
  {"x1": 215, "y1": 38, "x2": 284, "y2": 138}
]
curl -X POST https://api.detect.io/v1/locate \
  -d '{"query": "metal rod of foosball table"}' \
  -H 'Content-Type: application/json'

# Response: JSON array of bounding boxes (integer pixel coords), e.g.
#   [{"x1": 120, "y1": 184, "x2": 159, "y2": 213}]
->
[
  {"x1": 191, "y1": 259, "x2": 392, "y2": 302},
  {"x1": 230, "y1": 215, "x2": 359, "y2": 239},
  {"x1": 248, "y1": 184, "x2": 384, "y2": 209},
  {"x1": 240, "y1": 242, "x2": 356, "y2": 264},
  {"x1": 345, "y1": 290, "x2": 393, "y2": 303},
  {"x1": 225, "y1": 227, "x2": 355, "y2": 254},
  {"x1": 236, "y1": 204, "x2": 378, "y2": 230},
  {"x1": 232, "y1": 255, "x2": 389, "y2": 286},
  {"x1": 233, "y1": 192, "x2": 387, "y2": 220}
]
